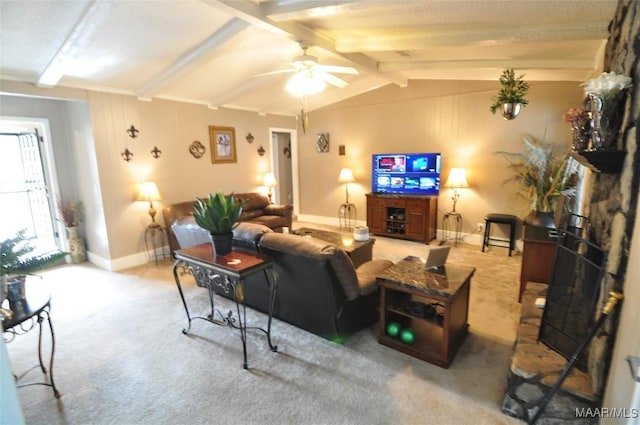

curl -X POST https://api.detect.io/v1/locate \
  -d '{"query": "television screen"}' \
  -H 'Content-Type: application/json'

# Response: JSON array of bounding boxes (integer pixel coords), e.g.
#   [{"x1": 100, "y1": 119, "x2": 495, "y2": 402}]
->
[{"x1": 372, "y1": 152, "x2": 441, "y2": 196}]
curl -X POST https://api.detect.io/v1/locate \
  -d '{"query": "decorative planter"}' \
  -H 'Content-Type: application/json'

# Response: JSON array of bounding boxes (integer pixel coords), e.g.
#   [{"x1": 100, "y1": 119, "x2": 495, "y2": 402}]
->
[
  {"x1": 66, "y1": 226, "x2": 87, "y2": 263},
  {"x1": 0, "y1": 274, "x2": 8, "y2": 304},
  {"x1": 525, "y1": 210, "x2": 556, "y2": 229},
  {"x1": 4, "y1": 274, "x2": 26, "y2": 305},
  {"x1": 209, "y1": 232, "x2": 233, "y2": 256},
  {"x1": 500, "y1": 103, "x2": 521, "y2": 120}
]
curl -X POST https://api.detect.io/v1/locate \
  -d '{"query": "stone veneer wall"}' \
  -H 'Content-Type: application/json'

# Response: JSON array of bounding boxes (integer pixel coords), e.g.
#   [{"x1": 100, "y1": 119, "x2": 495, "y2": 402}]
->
[
  {"x1": 502, "y1": 283, "x2": 598, "y2": 424},
  {"x1": 502, "y1": 2, "x2": 638, "y2": 422},
  {"x1": 585, "y1": 0, "x2": 639, "y2": 396}
]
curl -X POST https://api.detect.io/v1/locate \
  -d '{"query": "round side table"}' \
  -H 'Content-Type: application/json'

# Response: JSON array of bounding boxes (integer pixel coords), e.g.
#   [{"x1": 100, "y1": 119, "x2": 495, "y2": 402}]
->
[{"x1": 2, "y1": 284, "x2": 60, "y2": 398}]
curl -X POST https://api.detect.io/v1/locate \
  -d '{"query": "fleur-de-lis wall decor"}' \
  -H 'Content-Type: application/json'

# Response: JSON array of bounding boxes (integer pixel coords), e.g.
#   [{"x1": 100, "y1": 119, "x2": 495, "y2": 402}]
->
[
  {"x1": 121, "y1": 148, "x2": 134, "y2": 162},
  {"x1": 151, "y1": 146, "x2": 162, "y2": 159},
  {"x1": 127, "y1": 125, "x2": 139, "y2": 138}
]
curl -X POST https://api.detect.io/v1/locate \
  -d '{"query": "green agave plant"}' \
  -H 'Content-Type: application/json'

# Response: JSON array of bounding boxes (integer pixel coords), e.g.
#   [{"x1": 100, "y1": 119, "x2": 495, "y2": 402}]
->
[
  {"x1": 1, "y1": 229, "x2": 68, "y2": 276},
  {"x1": 498, "y1": 135, "x2": 577, "y2": 214},
  {"x1": 192, "y1": 192, "x2": 243, "y2": 235}
]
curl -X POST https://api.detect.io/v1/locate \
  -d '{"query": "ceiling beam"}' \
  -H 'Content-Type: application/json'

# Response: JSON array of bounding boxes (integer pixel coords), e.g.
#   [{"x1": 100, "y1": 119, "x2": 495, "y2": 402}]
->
[
  {"x1": 204, "y1": 0, "x2": 407, "y2": 87},
  {"x1": 379, "y1": 59, "x2": 598, "y2": 73},
  {"x1": 335, "y1": 24, "x2": 610, "y2": 52},
  {"x1": 260, "y1": 0, "x2": 363, "y2": 21},
  {"x1": 136, "y1": 18, "x2": 249, "y2": 100},
  {"x1": 207, "y1": 74, "x2": 278, "y2": 110},
  {"x1": 37, "y1": 0, "x2": 105, "y2": 88}
]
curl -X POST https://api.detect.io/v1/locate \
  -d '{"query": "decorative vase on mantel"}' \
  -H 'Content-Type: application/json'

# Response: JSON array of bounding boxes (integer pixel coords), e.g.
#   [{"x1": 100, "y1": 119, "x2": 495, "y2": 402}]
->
[
  {"x1": 66, "y1": 226, "x2": 86, "y2": 263},
  {"x1": 209, "y1": 232, "x2": 233, "y2": 257},
  {"x1": 588, "y1": 92, "x2": 627, "y2": 150}
]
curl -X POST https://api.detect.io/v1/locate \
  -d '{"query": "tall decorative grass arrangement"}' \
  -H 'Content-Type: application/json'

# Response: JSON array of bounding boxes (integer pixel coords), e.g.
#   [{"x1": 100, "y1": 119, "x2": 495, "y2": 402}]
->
[{"x1": 497, "y1": 135, "x2": 576, "y2": 214}]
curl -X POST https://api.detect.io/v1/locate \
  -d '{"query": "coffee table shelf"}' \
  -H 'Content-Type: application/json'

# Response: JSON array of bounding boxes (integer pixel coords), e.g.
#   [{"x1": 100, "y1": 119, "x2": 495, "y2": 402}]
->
[{"x1": 376, "y1": 256, "x2": 475, "y2": 368}]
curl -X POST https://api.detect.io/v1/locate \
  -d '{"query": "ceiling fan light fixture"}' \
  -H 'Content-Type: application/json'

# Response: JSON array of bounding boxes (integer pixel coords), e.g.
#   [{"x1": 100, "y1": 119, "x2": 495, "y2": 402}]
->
[{"x1": 285, "y1": 71, "x2": 326, "y2": 97}]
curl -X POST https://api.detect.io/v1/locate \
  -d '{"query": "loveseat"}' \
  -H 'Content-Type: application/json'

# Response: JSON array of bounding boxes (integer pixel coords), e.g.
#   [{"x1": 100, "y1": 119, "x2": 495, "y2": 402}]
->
[
  {"x1": 162, "y1": 193, "x2": 292, "y2": 256},
  {"x1": 172, "y1": 222, "x2": 394, "y2": 340}
]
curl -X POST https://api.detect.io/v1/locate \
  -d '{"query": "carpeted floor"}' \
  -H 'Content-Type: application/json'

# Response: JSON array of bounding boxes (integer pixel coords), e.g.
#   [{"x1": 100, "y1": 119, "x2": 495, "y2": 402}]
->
[{"x1": 5, "y1": 223, "x2": 526, "y2": 424}]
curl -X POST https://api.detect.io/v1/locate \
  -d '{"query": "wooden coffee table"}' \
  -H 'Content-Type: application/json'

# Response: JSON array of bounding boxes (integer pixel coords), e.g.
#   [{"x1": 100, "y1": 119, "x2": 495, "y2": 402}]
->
[
  {"x1": 376, "y1": 256, "x2": 475, "y2": 368},
  {"x1": 294, "y1": 227, "x2": 374, "y2": 267}
]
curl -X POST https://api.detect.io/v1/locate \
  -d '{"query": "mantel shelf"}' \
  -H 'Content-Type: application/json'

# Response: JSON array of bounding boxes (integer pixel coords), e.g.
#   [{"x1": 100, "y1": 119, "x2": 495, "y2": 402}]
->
[{"x1": 569, "y1": 149, "x2": 627, "y2": 174}]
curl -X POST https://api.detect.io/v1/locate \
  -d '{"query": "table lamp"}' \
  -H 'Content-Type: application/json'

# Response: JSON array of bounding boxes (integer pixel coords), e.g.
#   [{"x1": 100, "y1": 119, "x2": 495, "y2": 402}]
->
[
  {"x1": 137, "y1": 181, "x2": 162, "y2": 228},
  {"x1": 338, "y1": 168, "x2": 355, "y2": 204},
  {"x1": 263, "y1": 172, "x2": 277, "y2": 202},
  {"x1": 444, "y1": 168, "x2": 469, "y2": 212}
]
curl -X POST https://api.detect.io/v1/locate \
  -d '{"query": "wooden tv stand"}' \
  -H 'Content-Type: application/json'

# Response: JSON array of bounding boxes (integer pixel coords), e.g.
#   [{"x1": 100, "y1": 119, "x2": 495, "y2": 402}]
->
[{"x1": 366, "y1": 193, "x2": 437, "y2": 243}]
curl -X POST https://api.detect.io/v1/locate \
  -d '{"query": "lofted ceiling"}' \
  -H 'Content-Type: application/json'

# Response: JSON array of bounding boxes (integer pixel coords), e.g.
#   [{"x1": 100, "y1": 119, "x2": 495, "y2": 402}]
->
[{"x1": 0, "y1": 0, "x2": 618, "y2": 116}]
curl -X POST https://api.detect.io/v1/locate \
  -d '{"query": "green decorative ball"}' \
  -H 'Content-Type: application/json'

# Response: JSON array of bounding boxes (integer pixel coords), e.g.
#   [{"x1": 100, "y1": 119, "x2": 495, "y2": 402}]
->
[
  {"x1": 386, "y1": 321, "x2": 401, "y2": 338},
  {"x1": 400, "y1": 328, "x2": 416, "y2": 344}
]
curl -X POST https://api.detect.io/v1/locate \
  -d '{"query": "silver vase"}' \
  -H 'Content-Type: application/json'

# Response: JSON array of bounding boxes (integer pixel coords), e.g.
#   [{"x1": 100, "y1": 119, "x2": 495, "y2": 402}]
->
[
  {"x1": 500, "y1": 103, "x2": 521, "y2": 120},
  {"x1": 588, "y1": 91, "x2": 626, "y2": 150}
]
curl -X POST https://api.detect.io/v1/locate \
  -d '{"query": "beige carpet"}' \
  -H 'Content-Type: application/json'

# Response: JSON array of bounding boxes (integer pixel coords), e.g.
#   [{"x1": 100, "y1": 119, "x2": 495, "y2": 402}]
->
[{"x1": 5, "y1": 224, "x2": 525, "y2": 425}]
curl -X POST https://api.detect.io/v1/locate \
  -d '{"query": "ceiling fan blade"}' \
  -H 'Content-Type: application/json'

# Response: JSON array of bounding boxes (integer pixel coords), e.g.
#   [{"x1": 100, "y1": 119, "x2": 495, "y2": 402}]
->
[
  {"x1": 315, "y1": 70, "x2": 348, "y2": 88},
  {"x1": 317, "y1": 64, "x2": 358, "y2": 75},
  {"x1": 251, "y1": 69, "x2": 297, "y2": 78}
]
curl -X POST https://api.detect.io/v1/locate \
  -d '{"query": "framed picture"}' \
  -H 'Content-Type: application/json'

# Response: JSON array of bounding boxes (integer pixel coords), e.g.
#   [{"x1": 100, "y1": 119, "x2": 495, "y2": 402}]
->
[
  {"x1": 316, "y1": 132, "x2": 330, "y2": 153},
  {"x1": 209, "y1": 126, "x2": 237, "y2": 163}
]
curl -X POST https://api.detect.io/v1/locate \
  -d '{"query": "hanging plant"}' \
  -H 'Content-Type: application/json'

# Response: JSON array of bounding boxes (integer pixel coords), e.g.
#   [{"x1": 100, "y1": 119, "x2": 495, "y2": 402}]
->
[{"x1": 490, "y1": 69, "x2": 530, "y2": 118}]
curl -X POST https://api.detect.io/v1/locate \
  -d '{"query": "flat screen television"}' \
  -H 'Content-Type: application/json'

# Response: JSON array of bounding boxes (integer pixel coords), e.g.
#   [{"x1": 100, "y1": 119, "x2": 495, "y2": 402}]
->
[{"x1": 372, "y1": 152, "x2": 442, "y2": 196}]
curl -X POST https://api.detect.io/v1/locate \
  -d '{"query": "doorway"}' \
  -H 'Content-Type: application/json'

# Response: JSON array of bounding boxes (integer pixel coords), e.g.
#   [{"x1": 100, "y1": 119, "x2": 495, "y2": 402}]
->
[
  {"x1": 269, "y1": 128, "x2": 299, "y2": 217},
  {"x1": 0, "y1": 118, "x2": 62, "y2": 254}
]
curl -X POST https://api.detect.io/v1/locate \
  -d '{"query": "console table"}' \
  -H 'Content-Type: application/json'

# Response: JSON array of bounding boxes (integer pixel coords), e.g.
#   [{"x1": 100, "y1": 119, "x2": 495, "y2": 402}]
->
[
  {"x1": 519, "y1": 221, "x2": 557, "y2": 302},
  {"x1": 173, "y1": 244, "x2": 278, "y2": 369},
  {"x1": 2, "y1": 284, "x2": 60, "y2": 398},
  {"x1": 376, "y1": 256, "x2": 475, "y2": 368}
]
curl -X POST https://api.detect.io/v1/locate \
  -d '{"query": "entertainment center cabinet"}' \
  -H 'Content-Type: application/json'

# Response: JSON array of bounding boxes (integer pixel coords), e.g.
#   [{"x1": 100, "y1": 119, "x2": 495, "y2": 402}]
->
[{"x1": 366, "y1": 193, "x2": 437, "y2": 243}]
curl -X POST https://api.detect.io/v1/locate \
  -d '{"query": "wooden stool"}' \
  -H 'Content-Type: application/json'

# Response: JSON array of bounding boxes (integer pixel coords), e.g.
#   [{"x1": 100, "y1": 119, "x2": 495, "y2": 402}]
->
[{"x1": 482, "y1": 214, "x2": 517, "y2": 256}]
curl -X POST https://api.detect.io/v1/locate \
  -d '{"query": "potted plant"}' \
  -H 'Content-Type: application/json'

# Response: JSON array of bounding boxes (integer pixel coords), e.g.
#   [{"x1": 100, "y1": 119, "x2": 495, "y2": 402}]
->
[
  {"x1": 490, "y1": 68, "x2": 530, "y2": 120},
  {"x1": 498, "y1": 135, "x2": 577, "y2": 226},
  {"x1": 1, "y1": 229, "x2": 68, "y2": 308},
  {"x1": 192, "y1": 192, "x2": 243, "y2": 256}
]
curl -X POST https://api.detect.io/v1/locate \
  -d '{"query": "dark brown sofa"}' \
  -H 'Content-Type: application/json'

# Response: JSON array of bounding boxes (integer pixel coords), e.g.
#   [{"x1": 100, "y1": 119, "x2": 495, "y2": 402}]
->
[
  {"x1": 171, "y1": 221, "x2": 394, "y2": 340},
  {"x1": 162, "y1": 192, "x2": 292, "y2": 256}
]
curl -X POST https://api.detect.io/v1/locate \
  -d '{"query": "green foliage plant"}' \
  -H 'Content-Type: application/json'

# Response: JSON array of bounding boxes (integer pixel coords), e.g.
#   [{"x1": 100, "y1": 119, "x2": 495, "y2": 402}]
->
[
  {"x1": 490, "y1": 68, "x2": 530, "y2": 114},
  {"x1": 1, "y1": 229, "x2": 68, "y2": 276},
  {"x1": 497, "y1": 135, "x2": 576, "y2": 214},
  {"x1": 192, "y1": 192, "x2": 243, "y2": 235}
]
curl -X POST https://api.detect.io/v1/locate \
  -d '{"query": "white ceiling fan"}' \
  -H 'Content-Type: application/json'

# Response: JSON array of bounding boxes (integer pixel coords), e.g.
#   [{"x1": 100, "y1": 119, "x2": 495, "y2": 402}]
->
[{"x1": 258, "y1": 41, "x2": 359, "y2": 96}]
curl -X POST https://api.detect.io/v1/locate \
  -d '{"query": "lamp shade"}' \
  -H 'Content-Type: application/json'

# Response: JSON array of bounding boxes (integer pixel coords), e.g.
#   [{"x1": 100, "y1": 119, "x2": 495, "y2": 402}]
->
[
  {"x1": 445, "y1": 168, "x2": 469, "y2": 188},
  {"x1": 338, "y1": 168, "x2": 355, "y2": 183},
  {"x1": 137, "y1": 181, "x2": 162, "y2": 202},
  {"x1": 263, "y1": 172, "x2": 277, "y2": 187}
]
